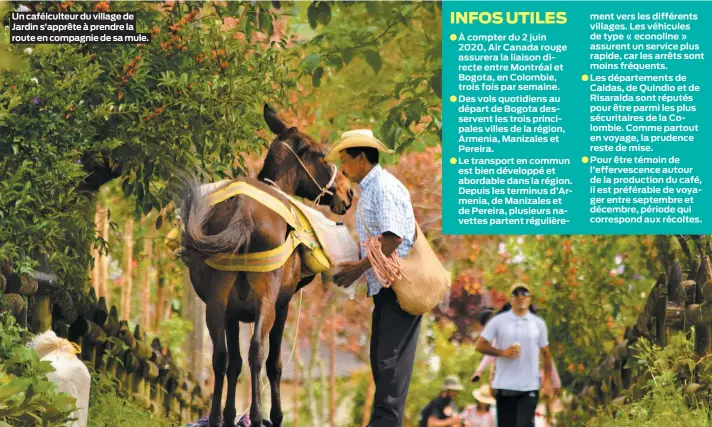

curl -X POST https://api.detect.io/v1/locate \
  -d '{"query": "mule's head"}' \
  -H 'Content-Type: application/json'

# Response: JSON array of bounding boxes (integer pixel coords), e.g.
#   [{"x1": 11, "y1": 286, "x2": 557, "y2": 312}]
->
[{"x1": 258, "y1": 104, "x2": 353, "y2": 215}]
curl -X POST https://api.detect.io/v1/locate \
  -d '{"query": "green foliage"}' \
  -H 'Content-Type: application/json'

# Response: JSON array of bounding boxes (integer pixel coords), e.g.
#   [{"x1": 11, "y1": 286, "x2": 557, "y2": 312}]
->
[
  {"x1": 0, "y1": 2, "x2": 26, "y2": 76},
  {"x1": 87, "y1": 369, "x2": 174, "y2": 427},
  {"x1": 0, "y1": 0, "x2": 297, "y2": 293},
  {"x1": 348, "y1": 372, "x2": 370, "y2": 427},
  {"x1": 295, "y1": 1, "x2": 442, "y2": 154},
  {"x1": 0, "y1": 313, "x2": 77, "y2": 426},
  {"x1": 151, "y1": 313, "x2": 193, "y2": 367},
  {"x1": 585, "y1": 335, "x2": 710, "y2": 427}
]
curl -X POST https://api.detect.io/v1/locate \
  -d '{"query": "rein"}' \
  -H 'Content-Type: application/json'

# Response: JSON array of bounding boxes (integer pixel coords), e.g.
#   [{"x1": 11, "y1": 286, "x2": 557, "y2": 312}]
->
[{"x1": 279, "y1": 140, "x2": 337, "y2": 207}]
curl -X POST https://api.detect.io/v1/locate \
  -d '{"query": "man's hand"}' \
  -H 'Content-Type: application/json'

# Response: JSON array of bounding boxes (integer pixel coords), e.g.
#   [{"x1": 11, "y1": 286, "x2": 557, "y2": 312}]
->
[
  {"x1": 446, "y1": 415, "x2": 462, "y2": 426},
  {"x1": 500, "y1": 345, "x2": 520, "y2": 359},
  {"x1": 333, "y1": 260, "x2": 367, "y2": 289}
]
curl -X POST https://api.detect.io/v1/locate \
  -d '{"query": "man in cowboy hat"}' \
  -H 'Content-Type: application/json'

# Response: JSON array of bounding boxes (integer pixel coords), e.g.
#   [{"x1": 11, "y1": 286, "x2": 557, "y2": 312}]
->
[
  {"x1": 417, "y1": 376, "x2": 465, "y2": 427},
  {"x1": 475, "y1": 283, "x2": 554, "y2": 427},
  {"x1": 326, "y1": 129, "x2": 418, "y2": 427}
]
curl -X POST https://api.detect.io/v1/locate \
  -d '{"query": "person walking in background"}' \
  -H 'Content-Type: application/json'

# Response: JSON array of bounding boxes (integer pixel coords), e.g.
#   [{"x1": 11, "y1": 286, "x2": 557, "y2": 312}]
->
[
  {"x1": 418, "y1": 376, "x2": 465, "y2": 427},
  {"x1": 462, "y1": 385, "x2": 496, "y2": 427},
  {"x1": 327, "y1": 130, "x2": 419, "y2": 427},
  {"x1": 471, "y1": 306, "x2": 561, "y2": 395},
  {"x1": 475, "y1": 283, "x2": 555, "y2": 427}
]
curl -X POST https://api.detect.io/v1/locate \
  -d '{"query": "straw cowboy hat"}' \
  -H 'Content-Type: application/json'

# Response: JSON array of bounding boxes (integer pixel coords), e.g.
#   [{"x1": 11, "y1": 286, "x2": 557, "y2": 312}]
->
[
  {"x1": 324, "y1": 129, "x2": 395, "y2": 163},
  {"x1": 472, "y1": 385, "x2": 496, "y2": 405}
]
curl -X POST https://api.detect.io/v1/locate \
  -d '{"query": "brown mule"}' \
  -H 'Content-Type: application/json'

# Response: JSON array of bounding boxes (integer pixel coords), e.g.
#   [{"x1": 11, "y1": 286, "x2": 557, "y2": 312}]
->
[{"x1": 178, "y1": 104, "x2": 354, "y2": 427}]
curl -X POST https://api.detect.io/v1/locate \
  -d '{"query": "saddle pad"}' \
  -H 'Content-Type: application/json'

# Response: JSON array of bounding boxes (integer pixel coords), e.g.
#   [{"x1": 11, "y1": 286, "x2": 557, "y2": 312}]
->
[
  {"x1": 276, "y1": 192, "x2": 360, "y2": 266},
  {"x1": 201, "y1": 180, "x2": 331, "y2": 274},
  {"x1": 206, "y1": 180, "x2": 300, "y2": 230}
]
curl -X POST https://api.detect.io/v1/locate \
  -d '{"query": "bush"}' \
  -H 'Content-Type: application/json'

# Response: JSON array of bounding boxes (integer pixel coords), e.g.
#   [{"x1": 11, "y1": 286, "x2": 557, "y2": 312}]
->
[
  {"x1": 0, "y1": 0, "x2": 296, "y2": 294},
  {"x1": 584, "y1": 334, "x2": 711, "y2": 427},
  {"x1": 87, "y1": 370, "x2": 175, "y2": 427},
  {"x1": 0, "y1": 312, "x2": 76, "y2": 426}
]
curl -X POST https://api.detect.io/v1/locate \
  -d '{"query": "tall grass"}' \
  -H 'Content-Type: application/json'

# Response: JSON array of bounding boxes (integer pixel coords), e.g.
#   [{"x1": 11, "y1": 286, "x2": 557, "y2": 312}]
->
[
  {"x1": 87, "y1": 370, "x2": 177, "y2": 427},
  {"x1": 587, "y1": 333, "x2": 711, "y2": 427}
]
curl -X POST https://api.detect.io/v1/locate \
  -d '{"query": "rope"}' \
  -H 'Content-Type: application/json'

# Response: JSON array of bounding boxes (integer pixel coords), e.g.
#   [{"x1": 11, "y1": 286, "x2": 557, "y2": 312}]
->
[
  {"x1": 279, "y1": 141, "x2": 337, "y2": 207},
  {"x1": 236, "y1": 289, "x2": 303, "y2": 421},
  {"x1": 363, "y1": 236, "x2": 409, "y2": 287},
  {"x1": 358, "y1": 206, "x2": 410, "y2": 287}
]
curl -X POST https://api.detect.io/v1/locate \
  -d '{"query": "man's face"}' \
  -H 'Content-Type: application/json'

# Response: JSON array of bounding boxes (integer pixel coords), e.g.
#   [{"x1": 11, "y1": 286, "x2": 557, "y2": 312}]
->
[
  {"x1": 339, "y1": 150, "x2": 366, "y2": 183},
  {"x1": 510, "y1": 287, "x2": 532, "y2": 311},
  {"x1": 447, "y1": 390, "x2": 459, "y2": 399}
]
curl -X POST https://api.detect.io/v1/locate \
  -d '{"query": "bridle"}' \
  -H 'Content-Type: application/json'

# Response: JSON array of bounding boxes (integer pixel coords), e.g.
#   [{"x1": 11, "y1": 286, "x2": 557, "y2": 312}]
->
[{"x1": 271, "y1": 140, "x2": 338, "y2": 207}]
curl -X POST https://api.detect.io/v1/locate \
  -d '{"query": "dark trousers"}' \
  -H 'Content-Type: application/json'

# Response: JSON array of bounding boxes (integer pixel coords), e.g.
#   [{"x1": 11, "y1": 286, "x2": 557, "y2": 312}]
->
[
  {"x1": 495, "y1": 390, "x2": 539, "y2": 427},
  {"x1": 368, "y1": 287, "x2": 422, "y2": 427}
]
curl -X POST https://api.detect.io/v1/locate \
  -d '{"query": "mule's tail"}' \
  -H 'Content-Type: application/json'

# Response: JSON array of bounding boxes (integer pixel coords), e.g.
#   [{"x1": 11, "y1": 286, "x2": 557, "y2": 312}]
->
[{"x1": 179, "y1": 176, "x2": 254, "y2": 256}]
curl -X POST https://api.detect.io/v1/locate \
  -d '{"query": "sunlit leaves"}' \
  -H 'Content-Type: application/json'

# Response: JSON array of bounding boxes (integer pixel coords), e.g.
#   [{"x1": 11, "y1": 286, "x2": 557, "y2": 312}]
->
[
  {"x1": 296, "y1": 1, "x2": 442, "y2": 154},
  {"x1": 0, "y1": 0, "x2": 295, "y2": 293}
]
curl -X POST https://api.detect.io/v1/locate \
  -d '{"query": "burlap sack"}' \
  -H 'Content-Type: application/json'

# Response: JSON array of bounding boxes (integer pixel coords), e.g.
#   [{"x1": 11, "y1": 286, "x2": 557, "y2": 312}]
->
[
  {"x1": 30, "y1": 331, "x2": 91, "y2": 427},
  {"x1": 391, "y1": 222, "x2": 451, "y2": 315},
  {"x1": 359, "y1": 203, "x2": 451, "y2": 315}
]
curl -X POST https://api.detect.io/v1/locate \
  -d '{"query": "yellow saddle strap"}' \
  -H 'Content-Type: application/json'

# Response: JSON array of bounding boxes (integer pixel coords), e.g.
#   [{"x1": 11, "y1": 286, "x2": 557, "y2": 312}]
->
[
  {"x1": 206, "y1": 181, "x2": 300, "y2": 230},
  {"x1": 203, "y1": 181, "x2": 322, "y2": 273}
]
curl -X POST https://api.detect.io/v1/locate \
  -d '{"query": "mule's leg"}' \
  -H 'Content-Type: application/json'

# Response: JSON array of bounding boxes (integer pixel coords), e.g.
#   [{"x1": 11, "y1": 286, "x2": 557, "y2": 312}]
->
[
  {"x1": 222, "y1": 316, "x2": 242, "y2": 427},
  {"x1": 247, "y1": 273, "x2": 278, "y2": 427},
  {"x1": 266, "y1": 304, "x2": 289, "y2": 427},
  {"x1": 205, "y1": 270, "x2": 238, "y2": 427}
]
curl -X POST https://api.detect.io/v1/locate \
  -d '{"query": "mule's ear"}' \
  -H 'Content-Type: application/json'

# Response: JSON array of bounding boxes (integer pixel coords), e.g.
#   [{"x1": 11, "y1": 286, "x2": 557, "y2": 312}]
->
[{"x1": 264, "y1": 103, "x2": 287, "y2": 135}]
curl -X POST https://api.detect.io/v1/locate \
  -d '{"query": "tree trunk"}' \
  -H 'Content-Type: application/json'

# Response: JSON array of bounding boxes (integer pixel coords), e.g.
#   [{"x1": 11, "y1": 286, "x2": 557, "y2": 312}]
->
[
  {"x1": 293, "y1": 338, "x2": 301, "y2": 427},
  {"x1": 155, "y1": 250, "x2": 166, "y2": 330},
  {"x1": 306, "y1": 327, "x2": 321, "y2": 426},
  {"x1": 121, "y1": 219, "x2": 134, "y2": 320},
  {"x1": 329, "y1": 315, "x2": 336, "y2": 426},
  {"x1": 163, "y1": 270, "x2": 175, "y2": 322},
  {"x1": 182, "y1": 270, "x2": 205, "y2": 383},
  {"x1": 361, "y1": 378, "x2": 375, "y2": 427},
  {"x1": 141, "y1": 234, "x2": 153, "y2": 329},
  {"x1": 319, "y1": 355, "x2": 328, "y2": 425},
  {"x1": 91, "y1": 206, "x2": 102, "y2": 296},
  {"x1": 100, "y1": 208, "x2": 110, "y2": 303},
  {"x1": 194, "y1": 299, "x2": 205, "y2": 383}
]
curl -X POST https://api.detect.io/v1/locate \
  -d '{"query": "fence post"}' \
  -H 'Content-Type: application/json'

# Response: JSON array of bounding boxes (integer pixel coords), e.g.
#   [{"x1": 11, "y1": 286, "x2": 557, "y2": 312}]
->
[
  {"x1": 689, "y1": 256, "x2": 712, "y2": 357},
  {"x1": 93, "y1": 297, "x2": 109, "y2": 370}
]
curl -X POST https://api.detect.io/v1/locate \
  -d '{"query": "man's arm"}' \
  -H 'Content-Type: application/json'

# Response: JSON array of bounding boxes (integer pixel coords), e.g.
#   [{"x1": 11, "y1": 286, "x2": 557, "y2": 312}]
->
[
  {"x1": 333, "y1": 232, "x2": 402, "y2": 287},
  {"x1": 475, "y1": 336, "x2": 502, "y2": 357},
  {"x1": 540, "y1": 345, "x2": 553, "y2": 396},
  {"x1": 476, "y1": 336, "x2": 519, "y2": 359},
  {"x1": 359, "y1": 231, "x2": 404, "y2": 268},
  {"x1": 427, "y1": 415, "x2": 460, "y2": 427}
]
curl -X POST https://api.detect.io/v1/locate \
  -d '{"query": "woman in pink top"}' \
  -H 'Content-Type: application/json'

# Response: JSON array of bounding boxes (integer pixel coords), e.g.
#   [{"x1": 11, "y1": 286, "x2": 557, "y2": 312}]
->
[{"x1": 462, "y1": 385, "x2": 496, "y2": 427}]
